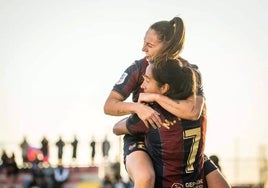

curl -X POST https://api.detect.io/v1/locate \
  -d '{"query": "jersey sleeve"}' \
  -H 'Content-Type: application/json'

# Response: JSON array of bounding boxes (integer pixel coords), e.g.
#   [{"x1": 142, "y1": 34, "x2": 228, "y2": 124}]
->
[
  {"x1": 126, "y1": 114, "x2": 148, "y2": 135},
  {"x1": 112, "y1": 59, "x2": 146, "y2": 101}
]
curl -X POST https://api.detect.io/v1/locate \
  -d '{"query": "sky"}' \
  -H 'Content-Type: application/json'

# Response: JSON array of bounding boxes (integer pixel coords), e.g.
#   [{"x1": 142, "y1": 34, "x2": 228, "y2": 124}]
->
[{"x1": 0, "y1": 0, "x2": 268, "y2": 185}]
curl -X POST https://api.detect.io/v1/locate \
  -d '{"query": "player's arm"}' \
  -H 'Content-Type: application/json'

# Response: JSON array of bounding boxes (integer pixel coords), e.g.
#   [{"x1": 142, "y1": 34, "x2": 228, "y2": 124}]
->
[
  {"x1": 113, "y1": 115, "x2": 150, "y2": 135},
  {"x1": 104, "y1": 91, "x2": 134, "y2": 116},
  {"x1": 138, "y1": 94, "x2": 204, "y2": 120},
  {"x1": 137, "y1": 65, "x2": 205, "y2": 121},
  {"x1": 104, "y1": 91, "x2": 162, "y2": 128},
  {"x1": 113, "y1": 117, "x2": 129, "y2": 135}
]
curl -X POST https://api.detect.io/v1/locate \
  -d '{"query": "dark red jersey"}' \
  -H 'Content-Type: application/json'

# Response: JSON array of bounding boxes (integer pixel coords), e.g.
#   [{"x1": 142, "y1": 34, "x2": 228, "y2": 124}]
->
[
  {"x1": 112, "y1": 57, "x2": 202, "y2": 102},
  {"x1": 112, "y1": 57, "x2": 206, "y2": 187},
  {"x1": 126, "y1": 103, "x2": 207, "y2": 188},
  {"x1": 113, "y1": 58, "x2": 148, "y2": 102}
]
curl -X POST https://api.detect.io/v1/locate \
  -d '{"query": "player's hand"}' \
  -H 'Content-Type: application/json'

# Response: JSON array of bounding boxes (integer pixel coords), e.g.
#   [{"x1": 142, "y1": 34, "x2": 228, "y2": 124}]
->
[{"x1": 136, "y1": 103, "x2": 162, "y2": 129}]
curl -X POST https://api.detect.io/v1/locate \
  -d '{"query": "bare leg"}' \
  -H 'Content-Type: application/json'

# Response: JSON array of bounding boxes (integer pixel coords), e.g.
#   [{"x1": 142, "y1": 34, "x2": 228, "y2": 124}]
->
[
  {"x1": 126, "y1": 151, "x2": 155, "y2": 188},
  {"x1": 206, "y1": 169, "x2": 231, "y2": 188}
]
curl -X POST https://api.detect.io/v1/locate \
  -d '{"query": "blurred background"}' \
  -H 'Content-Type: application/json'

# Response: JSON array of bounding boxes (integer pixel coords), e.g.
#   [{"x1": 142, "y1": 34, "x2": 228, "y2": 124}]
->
[{"x1": 0, "y1": 0, "x2": 268, "y2": 187}]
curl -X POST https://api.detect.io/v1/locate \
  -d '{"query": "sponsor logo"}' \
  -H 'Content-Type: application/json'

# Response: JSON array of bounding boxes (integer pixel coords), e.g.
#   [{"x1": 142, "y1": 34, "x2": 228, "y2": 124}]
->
[
  {"x1": 171, "y1": 183, "x2": 183, "y2": 188},
  {"x1": 128, "y1": 143, "x2": 136, "y2": 151},
  {"x1": 116, "y1": 72, "x2": 128, "y2": 85},
  {"x1": 185, "y1": 179, "x2": 203, "y2": 188},
  {"x1": 128, "y1": 142, "x2": 146, "y2": 151}
]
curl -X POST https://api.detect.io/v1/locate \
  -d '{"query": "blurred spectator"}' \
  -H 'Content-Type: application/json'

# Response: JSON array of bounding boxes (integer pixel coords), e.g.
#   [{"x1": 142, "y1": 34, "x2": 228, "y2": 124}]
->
[
  {"x1": 114, "y1": 174, "x2": 125, "y2": 188},
  {"x1": 0, "y1": 149, "x2": 9, "y2": 171},
  {"x1": 71, "y1": 135, "x2": 78, "y2": 162},
  {"x1": 90, "y1": 136, "x2": 96, "y2": 165},
  {"x1": 6, "y1": 152, "x2": 19, "y2": 184},
  {"x1": 102, "y1": 135, "x2": 110, "y2": 158},
  {"x1": 53, "y1": 164, "x2": 69, "y2": 188},
  {"x1": 20, "y1": 136, "x2": 30, "y2": 167},
  {"x1": 102, "y1": 174, "x2": 113, "y2": 188},
  {"x1": 56, "y1": 136, "x2": 65, "y2": 164},
  {"x1": 112, "y1": 161, "x2": 121, "y2": 179},
  {"x1": 41, "y1": 136, "x2": 49, "y2": 163},
  {"x1": 27, "y1": 146, "x2": 43, "y2": 164},
  {"x1": 42, "y1": 162, "x2": 54, "y2": 188},
  {"x1": 27, "y1": 162, "x2": 46, "y2": 188}
]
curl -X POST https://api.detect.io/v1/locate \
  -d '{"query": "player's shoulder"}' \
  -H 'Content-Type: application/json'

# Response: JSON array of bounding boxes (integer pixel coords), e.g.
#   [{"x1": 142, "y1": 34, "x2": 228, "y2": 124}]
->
[
  {"x1": 127, "y1": 57, "x2": 149, "y2": 76},
  {"x1": 132, "y1": 57, "x2": 148, "y2": 67},
  {"x1": 178, "y1": 57, "x2": 199, "y2": 69}
]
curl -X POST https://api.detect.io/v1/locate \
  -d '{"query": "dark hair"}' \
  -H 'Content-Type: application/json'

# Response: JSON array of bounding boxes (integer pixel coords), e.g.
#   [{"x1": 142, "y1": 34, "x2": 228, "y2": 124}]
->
[
  {"x1": 151, "y1": 59, "x2": 196, "y2": 100},
  {"x1": 150, "y1": 17, "x2": 185, "y2": 62}
]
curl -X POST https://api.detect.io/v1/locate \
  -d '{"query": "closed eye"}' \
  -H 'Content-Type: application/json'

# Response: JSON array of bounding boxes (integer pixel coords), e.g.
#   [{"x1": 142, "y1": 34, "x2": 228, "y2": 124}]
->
[{"x1": 142, "y1": 75, "x2": 150, "y2": 83}]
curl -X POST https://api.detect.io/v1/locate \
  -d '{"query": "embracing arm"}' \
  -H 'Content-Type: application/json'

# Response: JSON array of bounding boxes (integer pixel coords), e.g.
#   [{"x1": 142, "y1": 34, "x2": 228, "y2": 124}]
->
[
  {"x1": 113, "y1": 115, "x2": 149, "y2": 135},
  {"x1": 104, "y1": 91, "x2": 136, "y2": 116},
  {"x1": 138, "y1": 93, "x2": 204, "y2": 120},
  {"x1": 104, "y1": 91, "x2": 162, "y2": 128},
  {"x1": 113, "y1": 117, "x2": 130, "y2": 135}
]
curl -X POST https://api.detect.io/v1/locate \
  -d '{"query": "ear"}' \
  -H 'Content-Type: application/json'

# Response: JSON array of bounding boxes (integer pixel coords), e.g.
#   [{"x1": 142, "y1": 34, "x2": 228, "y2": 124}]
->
[{"x1": 160, "y1": 83, "x2": 169, "y2": 95}]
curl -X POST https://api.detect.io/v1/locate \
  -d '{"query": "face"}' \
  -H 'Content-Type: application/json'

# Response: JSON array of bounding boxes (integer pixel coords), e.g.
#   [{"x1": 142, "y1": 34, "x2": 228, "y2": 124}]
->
[
  {"x1": 142, "y1": 29, "x2": 163, "y2": 60},
  {"x1": 141, "y1": 64, "x2": 163, "y2": 94}
]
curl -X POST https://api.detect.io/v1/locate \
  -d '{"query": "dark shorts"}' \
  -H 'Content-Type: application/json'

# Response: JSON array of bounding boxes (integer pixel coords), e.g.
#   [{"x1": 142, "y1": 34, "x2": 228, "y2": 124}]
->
[
  {"x1": 123, "y1": 134, "x2": 148, "y2": 165},
  {"x1": 204, "y1": 154, "x2": 218, "y2": 176}
]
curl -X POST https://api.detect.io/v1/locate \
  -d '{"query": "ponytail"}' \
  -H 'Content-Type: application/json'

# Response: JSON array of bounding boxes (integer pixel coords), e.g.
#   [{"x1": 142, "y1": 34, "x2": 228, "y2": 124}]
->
[{"x1": 150, "y1": 16, "x2": 186, "y2": 64}]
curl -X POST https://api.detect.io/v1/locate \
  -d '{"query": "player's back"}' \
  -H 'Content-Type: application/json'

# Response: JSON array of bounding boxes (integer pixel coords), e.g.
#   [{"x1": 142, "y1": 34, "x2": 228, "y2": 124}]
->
[{"x1": 145, "y1": 104, "x2": 207, "y2": 188}]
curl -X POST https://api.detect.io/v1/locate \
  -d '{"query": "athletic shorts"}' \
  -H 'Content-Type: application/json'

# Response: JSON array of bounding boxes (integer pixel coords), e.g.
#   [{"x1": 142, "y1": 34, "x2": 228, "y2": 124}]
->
[
  {"x1": 123, "y1": 134, "x2": 148, "y2": 165},
  {"x1": 204, "y1": 154, "x2": 218, "y2": 176}
]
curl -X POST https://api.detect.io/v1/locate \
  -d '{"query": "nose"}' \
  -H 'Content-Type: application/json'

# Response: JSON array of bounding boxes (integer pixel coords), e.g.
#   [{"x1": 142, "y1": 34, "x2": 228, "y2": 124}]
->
[
  {"x1": 142, "y1": 43, "x2": 147, "y2": 52},
  {"x1": 141, "y1": 80, "x2": 146, "y2": 90}
]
